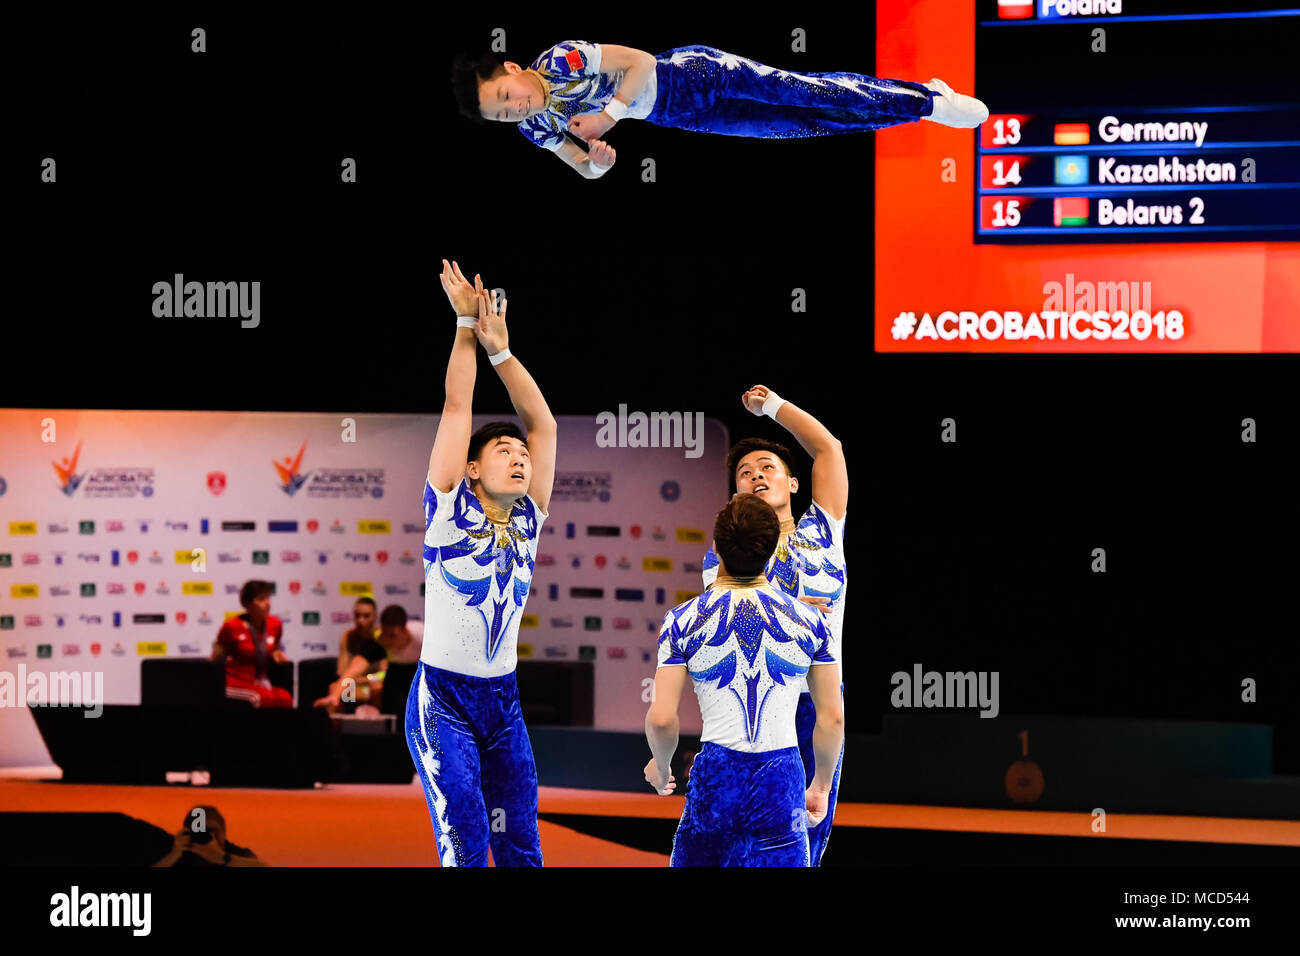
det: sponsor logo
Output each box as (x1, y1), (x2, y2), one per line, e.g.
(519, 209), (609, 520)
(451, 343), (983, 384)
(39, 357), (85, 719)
(551, 472), (613, 504)
(109, 642), (126, 656)
(79, 521), (95, 535)
(252, 551), (269, 565)
(311, 581), (327, 596)
(617, 556), (631, 570)
(133, 582), (147, 595)
(331, 611), (352, 624)
(375, 551), (388, 565)
(0, 616), (13, 630)
(330, 520), (345, 534)
(359, 521), (390, 534)
(383, 584), (410, 595)
(164, 520), (189, 532)
(520, 615), (539, 629)
(268, 521), (298, 533)
(614, 589), (645, 602)
(302, 641), (327, 653)
(343, 552), (370, 563)
(606, 647), (627, 659)
(629, 525), (642, 539)
(178, 642), (201, 654)
(275, 441), (312, 496)
(48, 522), (69, 534)
(106, 583), (126, 595)
(536, 554), (556, 566)
(221, 521), (255, 532)
(50, 585), (70, 597)
(77, 553), (100, 563)
(401, 523), (422, 535)
(584, 616), (602, 632)
(399, 551), (416, 566)
(90, 643), (102, 656)
(306, 519), (320, 533)
(6, 647), (26, 658)
(307, 469), (386, 499)
(106, 520), (125, 533)
(641, 649), (653, 663)
(175, 612), (187, 625)
(217, 551), (241, 563)
(550, 617), (574, 628)
(207, 471), (227, 495)
(652, 526), (666, 540)
(339, 582), (372, 596)
(154, 581), (170, 595)
(134, 615), (166, 625)
(280, 551), (302, 563)
(517, 643), (534, 658)
(24, 615), (42, 627)
(0, 554), (13, 567)
(288, 581), (301, 595)
(569, 587), (604, 599)
(613, 618), (631, 630)
(198, 611), (213, 626)
(137, 641), (167, 654)
(544, 646), (570, 658)
(137, 520), (150, 533)
(594, 555), (606, 569)
(301, 611), (320, 625)
(676, 528), (705, 543)
(147, 550), (163, 564)
(37, 644), (54, 658)
(79, 583), (95, 597)
(586, 525), (620, 537)
(314, 551), (329, 565)
(127, 551), (139, 564)
(578, 645), (597, 662)
(11, 583), (39, 599)
(660, 481), (681, 502)
(181, 582), (212, 596)
(570, 556), (581, 569)
(642, 557), (672, 572)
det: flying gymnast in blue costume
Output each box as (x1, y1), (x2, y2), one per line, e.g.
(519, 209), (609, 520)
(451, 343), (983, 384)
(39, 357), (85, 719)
(451, 40), (988, 178)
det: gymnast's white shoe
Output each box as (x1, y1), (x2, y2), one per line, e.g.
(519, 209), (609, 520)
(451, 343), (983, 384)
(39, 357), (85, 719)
(922, 77), (989, 128)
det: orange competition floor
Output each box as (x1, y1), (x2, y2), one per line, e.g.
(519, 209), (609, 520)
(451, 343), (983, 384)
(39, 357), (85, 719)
(2, 772), (1297, 866)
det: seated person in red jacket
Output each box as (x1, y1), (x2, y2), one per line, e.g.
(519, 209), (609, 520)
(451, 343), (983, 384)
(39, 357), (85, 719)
(211, 579), (293, 708)
(314, 596), (388, 713)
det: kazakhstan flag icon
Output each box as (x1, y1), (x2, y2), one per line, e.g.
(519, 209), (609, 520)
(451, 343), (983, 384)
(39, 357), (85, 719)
(1054, 155), (1089, 186)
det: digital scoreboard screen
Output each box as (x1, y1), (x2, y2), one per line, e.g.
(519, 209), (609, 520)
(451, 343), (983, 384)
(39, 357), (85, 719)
(875, 0), (1300, 351)
(975, 2), (1300, 242)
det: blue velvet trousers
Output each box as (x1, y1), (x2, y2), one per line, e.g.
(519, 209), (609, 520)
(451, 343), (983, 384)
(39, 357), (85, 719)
(670, 742), (809, 867)
(644, 45), (935, 138)
(405, 662), (542, 867)
(795, 687), (846, 866)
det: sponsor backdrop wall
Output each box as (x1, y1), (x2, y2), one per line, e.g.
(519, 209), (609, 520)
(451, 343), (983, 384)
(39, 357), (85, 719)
(0, 409), (727, 767)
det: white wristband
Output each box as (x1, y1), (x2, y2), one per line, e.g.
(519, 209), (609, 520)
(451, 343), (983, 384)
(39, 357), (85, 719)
(761, 391), (787, 420)
(603, 98), (629, 122)
(489, 348), (513, 367)
(456, 315), (477, 328)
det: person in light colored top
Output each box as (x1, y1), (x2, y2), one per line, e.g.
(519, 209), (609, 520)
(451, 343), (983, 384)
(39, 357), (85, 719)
(645, 494), (843, 866)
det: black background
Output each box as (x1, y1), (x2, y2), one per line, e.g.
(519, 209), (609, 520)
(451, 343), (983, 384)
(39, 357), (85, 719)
(7, 7), (1298, 767)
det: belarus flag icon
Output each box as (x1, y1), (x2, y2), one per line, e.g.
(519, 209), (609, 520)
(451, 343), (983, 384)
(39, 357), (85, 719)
(998, 0), (1034, 17)
(1054, 197), (1089, 227)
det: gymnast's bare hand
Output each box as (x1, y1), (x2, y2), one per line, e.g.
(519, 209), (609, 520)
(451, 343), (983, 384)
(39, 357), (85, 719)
(585, 139), (616, 172)
(742, 385), (770, 416)
(806, 784), (831, 827)
(440, 260), (481, 318)
(474, 285), (509, 357)
(644, 757), (675, 795)
(799, 595), (832, 616)
(570, 111), (615, 142)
